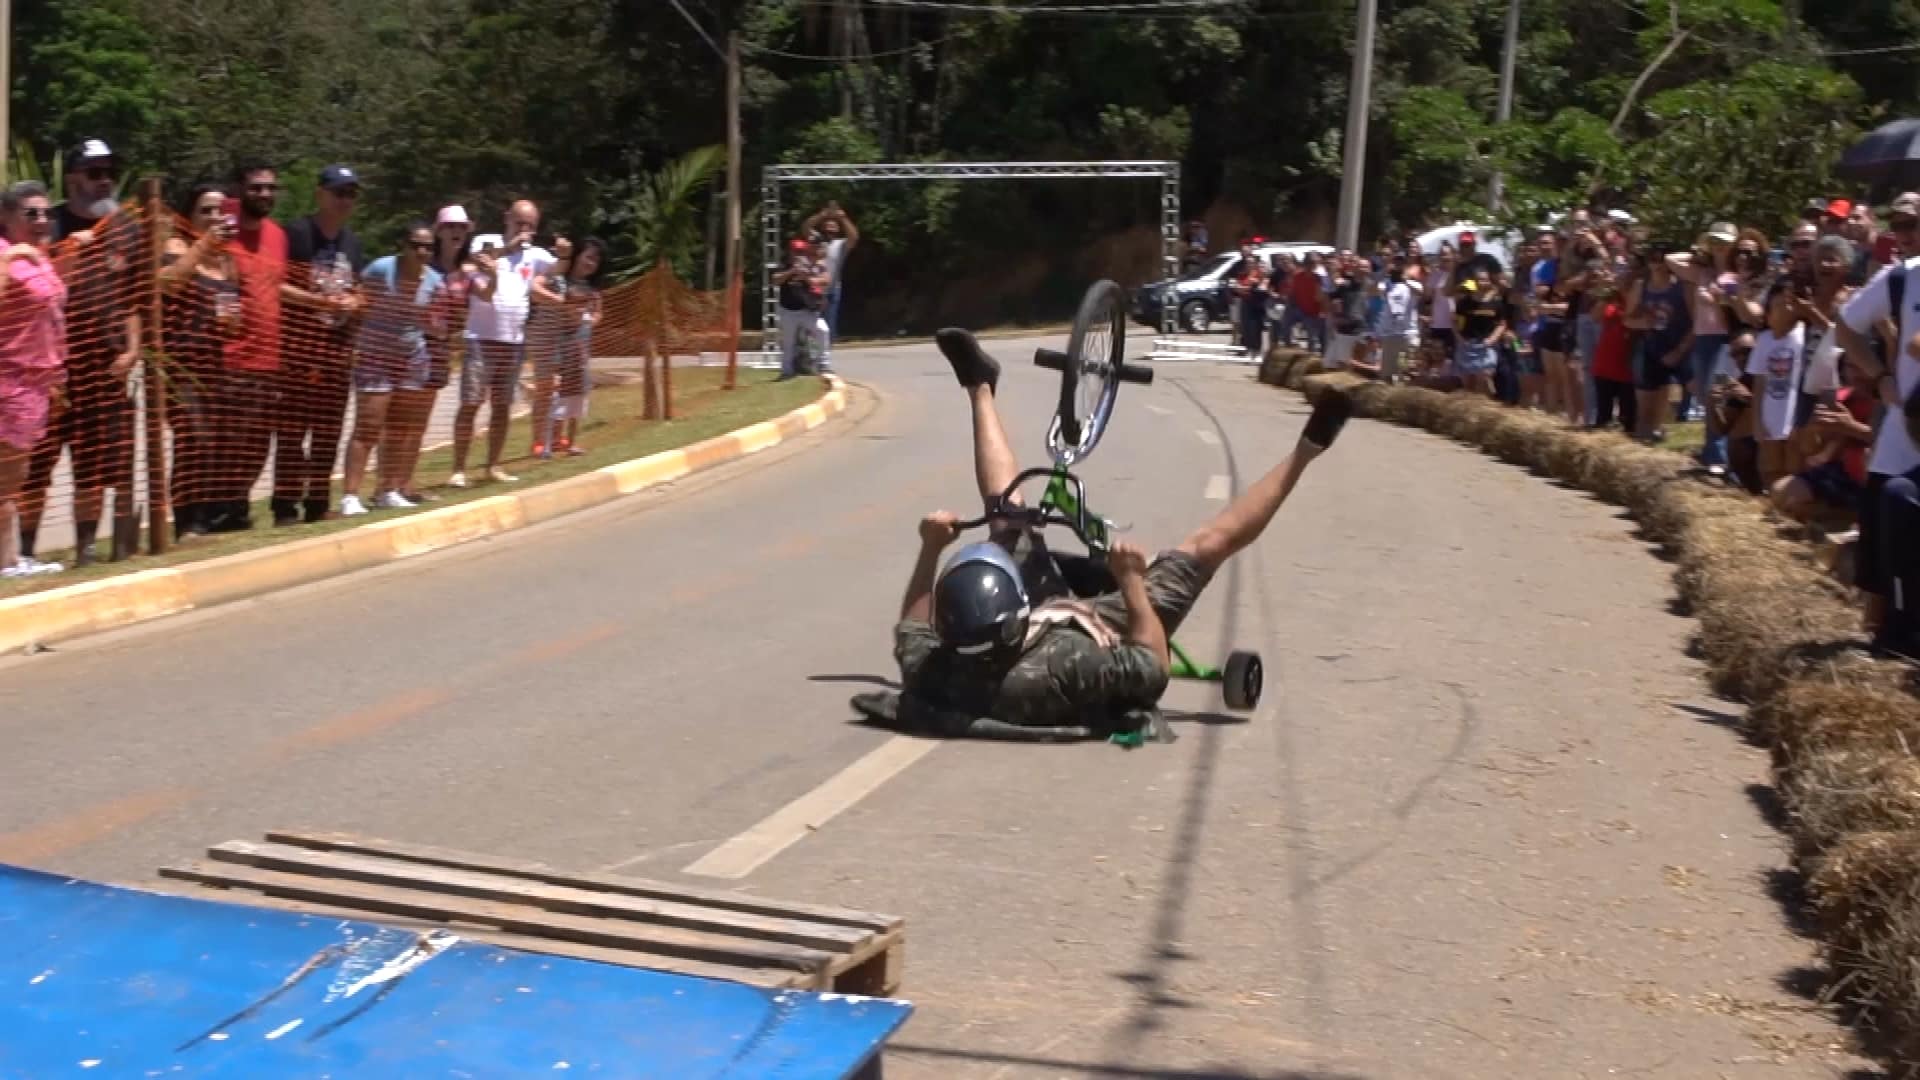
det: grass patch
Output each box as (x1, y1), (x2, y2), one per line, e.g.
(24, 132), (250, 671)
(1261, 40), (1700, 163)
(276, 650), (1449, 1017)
(1660, 420), (1704, 456)
(2, 366), (825, 599)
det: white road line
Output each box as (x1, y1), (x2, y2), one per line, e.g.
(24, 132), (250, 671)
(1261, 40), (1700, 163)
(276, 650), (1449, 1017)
(1205, 474), (1231, 501)
(1145, 404), (1173, 415)
(682, 737), (939, 879)
(1196, 429), (1220, 446)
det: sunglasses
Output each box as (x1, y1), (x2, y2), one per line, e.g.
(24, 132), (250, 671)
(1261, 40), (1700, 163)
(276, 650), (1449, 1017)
(1894, 219), (1920, 233)
(247, 183), (279, 194)
(83, 168), (117, 182)
(328, 188), (361, 200)
(409, 241), (434, 252)
(19, 208), (51, 222)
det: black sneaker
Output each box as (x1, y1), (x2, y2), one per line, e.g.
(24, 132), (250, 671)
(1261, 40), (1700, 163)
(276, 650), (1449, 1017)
(1302, 391), (1352, 450)
(935, 328), (1001, 392)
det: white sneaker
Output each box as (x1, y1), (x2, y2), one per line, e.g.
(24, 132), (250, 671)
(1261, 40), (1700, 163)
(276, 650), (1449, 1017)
(341, 494), (368, 516)
(487, 467), (518, 484)
(376, 490), (417, 510)
(23, 557), (63, 575)
(448, 472), (469, 489)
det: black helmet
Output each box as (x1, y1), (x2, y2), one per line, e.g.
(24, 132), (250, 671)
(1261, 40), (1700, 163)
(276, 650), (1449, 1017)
(933, 542), (1031, 655)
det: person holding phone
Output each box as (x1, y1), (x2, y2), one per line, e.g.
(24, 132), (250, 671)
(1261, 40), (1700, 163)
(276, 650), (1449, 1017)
(156, 181), (244, 539)
(451, 200), (559, 486)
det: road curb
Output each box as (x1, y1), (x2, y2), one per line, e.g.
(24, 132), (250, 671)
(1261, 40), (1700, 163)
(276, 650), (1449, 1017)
(0, 375), (850, 655)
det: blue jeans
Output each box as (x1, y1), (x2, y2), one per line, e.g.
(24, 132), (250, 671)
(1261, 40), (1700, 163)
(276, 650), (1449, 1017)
(1278, 309), (1325, 353)
(1575, 315), (1600, 425)
(825, 284), (844, 340)
(1690, 334), (1730, 464)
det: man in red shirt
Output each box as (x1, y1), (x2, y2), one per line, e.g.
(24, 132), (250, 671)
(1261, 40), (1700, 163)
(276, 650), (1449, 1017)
(1280, 253), (1327, 354)
(206, 161), (289, 531)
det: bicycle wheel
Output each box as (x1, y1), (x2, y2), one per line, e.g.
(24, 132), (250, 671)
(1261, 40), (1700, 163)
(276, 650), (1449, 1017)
(1047, 279), (1126, 464)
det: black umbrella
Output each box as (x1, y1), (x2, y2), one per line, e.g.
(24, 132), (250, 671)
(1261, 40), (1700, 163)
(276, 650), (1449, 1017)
(1837, 117), (1920, 198)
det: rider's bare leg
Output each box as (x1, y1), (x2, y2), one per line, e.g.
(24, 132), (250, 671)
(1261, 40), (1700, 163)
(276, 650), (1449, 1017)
(1175, 404), (1341, 574)
(968, 383), (1025, 507)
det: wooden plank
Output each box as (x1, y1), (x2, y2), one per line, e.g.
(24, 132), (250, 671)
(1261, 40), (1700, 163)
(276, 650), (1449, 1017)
(207, 841), (873, 956)
(157, 861), (836, 978)
(144, 881), (809, 988)
(264, 829), (902, 933)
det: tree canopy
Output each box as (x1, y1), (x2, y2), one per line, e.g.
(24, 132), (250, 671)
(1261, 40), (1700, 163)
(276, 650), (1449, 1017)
(10, 0), (1911, 332)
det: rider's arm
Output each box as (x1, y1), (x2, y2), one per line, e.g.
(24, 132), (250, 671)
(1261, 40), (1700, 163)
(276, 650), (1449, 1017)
(900, 512), (959, 623)
(1118, 571), (1169, 674)
(900, 540), (943, 623)
(1108, 544), (1168, 674)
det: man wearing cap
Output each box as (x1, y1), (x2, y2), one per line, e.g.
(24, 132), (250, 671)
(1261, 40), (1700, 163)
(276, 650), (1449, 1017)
(16, 139), (147, 566)
(274, 164), (368, 525)
(1822, 199), (1853, 239)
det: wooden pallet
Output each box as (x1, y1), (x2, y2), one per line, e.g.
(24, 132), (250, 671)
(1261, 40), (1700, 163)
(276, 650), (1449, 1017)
(156, 830), (905, 996)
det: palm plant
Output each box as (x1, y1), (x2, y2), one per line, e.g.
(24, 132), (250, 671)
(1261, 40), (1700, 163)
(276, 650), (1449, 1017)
(618, 144), (726, 282)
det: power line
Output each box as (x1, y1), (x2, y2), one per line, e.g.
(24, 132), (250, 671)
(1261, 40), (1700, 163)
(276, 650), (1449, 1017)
(667, 0), (727, 60)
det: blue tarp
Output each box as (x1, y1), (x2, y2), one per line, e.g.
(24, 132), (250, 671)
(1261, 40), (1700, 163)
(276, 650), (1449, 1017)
(0, 863), (911, 1078)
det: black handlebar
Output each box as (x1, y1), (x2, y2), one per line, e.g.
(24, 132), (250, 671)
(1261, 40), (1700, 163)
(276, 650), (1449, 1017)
(952, 466), (1107, 553)
(1034, 347), (1155, 386)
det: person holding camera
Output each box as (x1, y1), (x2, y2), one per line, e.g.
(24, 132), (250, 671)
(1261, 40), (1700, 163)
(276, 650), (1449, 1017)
(451, 200), (560, 487)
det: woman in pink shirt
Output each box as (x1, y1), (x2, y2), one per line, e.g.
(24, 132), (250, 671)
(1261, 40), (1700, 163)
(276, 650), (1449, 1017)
(0, 182), (69, 577)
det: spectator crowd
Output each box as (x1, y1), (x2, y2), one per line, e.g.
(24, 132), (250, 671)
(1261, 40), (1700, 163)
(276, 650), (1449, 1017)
(0, 138), (862, 584)
(1220, 193), (1920, 657)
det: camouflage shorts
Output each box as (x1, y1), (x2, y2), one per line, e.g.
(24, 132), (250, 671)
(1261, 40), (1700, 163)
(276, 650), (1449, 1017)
(1087, 549), (1213, 638)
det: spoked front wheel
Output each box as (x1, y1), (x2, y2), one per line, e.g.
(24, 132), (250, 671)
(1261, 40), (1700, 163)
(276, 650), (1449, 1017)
(1035, 279), (1151, 465)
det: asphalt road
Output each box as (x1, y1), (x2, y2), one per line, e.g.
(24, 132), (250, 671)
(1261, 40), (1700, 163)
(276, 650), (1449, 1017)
(0, 335), (1866, 1078)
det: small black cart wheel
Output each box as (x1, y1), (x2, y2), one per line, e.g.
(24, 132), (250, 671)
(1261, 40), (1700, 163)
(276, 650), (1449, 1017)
(1222, 650), (1263, 710)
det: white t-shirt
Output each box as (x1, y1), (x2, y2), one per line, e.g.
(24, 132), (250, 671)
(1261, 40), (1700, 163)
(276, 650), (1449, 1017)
(466, 238), (556, 344)
(822, 237), (850, 287)
(1745, 324), (1807, 442)
(1840, 259), (1920, 476)
(1382, 280), (1421, 342)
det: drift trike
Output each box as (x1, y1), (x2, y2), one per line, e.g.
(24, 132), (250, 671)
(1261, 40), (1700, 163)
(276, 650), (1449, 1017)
(853, 279), (1265, 735)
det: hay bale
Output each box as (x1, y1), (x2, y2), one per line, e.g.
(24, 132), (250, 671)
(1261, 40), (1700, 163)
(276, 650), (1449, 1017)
(1761, 677), (1920, 760)
(1581, 440), (1691, 513)
(1809, 829), (1920, 954)
(1482, 410), (1563, 468)
(1787, 750), (1920, 853)
(1804, 830), (1920, 1063)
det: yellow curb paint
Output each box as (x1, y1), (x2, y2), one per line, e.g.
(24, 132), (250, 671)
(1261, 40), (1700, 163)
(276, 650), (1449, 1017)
(600, 449), (691, 495)
(732, 420), (784, 456)
(515, 472), (623, 524)
(0, 568), (193, 655)
(363, 496), (528, 560)
(1, 381), (849, 652)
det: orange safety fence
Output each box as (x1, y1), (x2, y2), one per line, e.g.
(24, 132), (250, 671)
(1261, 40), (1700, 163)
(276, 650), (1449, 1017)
(0, 180), (739, 572)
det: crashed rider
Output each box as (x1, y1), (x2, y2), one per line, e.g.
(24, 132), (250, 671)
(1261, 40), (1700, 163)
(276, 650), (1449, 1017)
(875, 329), (1348, 740)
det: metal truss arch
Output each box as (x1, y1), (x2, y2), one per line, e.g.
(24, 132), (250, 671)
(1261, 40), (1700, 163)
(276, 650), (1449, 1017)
(759, 160), (1183, 364)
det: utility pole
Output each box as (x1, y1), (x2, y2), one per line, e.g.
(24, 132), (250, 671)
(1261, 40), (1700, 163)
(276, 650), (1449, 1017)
(1334, 0), (1377, 251)
(724, 29), (743, 390)
(1490, 0), (1520, 212)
